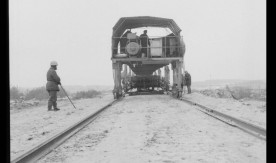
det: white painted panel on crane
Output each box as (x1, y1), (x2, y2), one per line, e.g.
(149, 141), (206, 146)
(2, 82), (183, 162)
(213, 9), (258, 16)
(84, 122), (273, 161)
(150, 38), (162, 57)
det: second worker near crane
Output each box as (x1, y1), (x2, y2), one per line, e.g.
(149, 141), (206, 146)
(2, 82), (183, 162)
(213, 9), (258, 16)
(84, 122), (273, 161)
(139, 30), (151, 58)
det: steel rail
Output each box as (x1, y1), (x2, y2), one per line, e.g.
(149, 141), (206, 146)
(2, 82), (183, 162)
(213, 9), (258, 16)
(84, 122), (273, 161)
(11, 98), (124, 163)
(178, 97), (266, 140)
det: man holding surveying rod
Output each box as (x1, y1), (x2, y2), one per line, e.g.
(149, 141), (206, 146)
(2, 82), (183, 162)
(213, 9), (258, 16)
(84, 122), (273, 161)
(46, 61), (61, 111)
(46, 61), (77, 111)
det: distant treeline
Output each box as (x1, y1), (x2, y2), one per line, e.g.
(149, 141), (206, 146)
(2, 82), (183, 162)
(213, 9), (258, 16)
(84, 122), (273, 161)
(10, 86), (101, 101)
(193, 79), (266, 90)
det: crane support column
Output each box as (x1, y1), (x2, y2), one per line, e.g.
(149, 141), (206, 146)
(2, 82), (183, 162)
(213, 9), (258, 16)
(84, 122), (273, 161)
(171, 61), (183, 98)
(182, 60), (186, 95)
(176, 61), (183, 98)
(171, 62), (176, 86)
(112, 62), (122, 99)
(164, 66), (170, 91)
(171, 62), (178, 97)
(122, 64), (128, 93)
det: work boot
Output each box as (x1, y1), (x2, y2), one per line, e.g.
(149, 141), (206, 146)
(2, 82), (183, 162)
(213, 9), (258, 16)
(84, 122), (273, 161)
(53, 108), (60, 111)
(53, 101), (59, 110)
(52, 102), (60, 111)
(48, 102), (53, 111)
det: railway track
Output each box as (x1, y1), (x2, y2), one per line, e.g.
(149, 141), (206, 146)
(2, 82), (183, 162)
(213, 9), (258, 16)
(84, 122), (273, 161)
(11, 93), (265, 162)
(11, 97), (124, 163)
(177, 96), (266, 140)
(165, 91), (266, 140)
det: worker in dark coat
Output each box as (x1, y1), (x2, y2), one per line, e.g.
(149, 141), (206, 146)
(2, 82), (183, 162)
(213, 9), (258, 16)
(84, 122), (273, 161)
(139, 30), (150, 57)
(46, 61), (61, 111)
(120, 29), (132, 53)
(184, 71), (192, 94)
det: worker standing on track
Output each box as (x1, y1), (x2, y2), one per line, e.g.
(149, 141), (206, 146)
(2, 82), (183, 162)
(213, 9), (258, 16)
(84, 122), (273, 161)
(46, 61), (61, 111)
(184, 71), (192, 94)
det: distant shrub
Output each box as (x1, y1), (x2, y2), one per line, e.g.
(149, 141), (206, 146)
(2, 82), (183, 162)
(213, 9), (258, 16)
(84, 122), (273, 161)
(25, 86), (67, 100)
(25, 87), (48, 100)
(231, 86), (252, 100)
(250, 89), (266, 101)
(73, 90), (101, 100)
(10, 86), (24, 100)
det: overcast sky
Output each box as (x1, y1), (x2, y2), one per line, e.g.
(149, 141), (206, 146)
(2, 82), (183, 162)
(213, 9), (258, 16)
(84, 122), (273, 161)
(9, 0), (266, 88)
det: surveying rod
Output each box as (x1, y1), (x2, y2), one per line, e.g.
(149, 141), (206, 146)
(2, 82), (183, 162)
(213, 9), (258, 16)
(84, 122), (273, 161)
(60, 84), (77, 109)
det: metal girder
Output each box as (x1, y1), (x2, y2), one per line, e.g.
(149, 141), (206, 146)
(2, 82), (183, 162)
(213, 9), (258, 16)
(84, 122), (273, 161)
(128, 64), (166, 76)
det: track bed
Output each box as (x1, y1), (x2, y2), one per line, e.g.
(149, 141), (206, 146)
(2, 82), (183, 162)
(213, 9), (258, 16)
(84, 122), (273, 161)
(37, 95), (266, 163)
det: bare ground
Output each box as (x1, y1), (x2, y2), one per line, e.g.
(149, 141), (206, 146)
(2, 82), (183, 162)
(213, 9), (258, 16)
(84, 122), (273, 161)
(37, 95), (266, 163)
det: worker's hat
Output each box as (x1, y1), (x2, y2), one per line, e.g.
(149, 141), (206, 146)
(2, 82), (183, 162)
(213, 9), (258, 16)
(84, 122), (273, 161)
(50, 61), (58, 66)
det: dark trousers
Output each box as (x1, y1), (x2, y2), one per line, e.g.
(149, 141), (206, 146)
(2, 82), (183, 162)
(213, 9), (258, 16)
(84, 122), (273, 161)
(187, 85), (191, 94)
(48, 91), (57, 110)
(141, 46), (148, 57)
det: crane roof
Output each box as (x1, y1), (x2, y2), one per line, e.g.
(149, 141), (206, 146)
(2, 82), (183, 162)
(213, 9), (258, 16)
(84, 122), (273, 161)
(112, 16), (182, 37)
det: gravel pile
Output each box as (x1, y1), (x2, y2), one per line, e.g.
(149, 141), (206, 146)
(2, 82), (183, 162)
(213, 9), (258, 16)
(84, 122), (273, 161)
(196, 88), (266, 101)
(10, 99), (40, 109)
